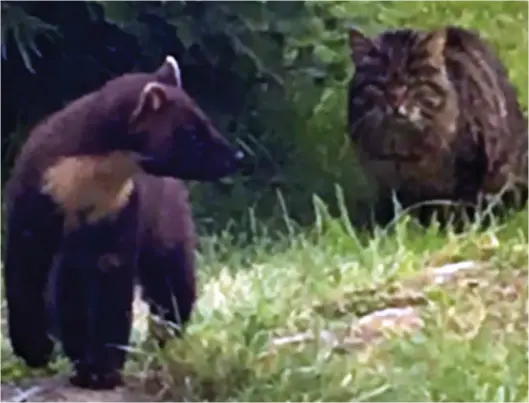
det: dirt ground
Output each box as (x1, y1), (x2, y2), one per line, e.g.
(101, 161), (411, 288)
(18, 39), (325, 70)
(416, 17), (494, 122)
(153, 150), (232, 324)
(1, 375), (155, 402)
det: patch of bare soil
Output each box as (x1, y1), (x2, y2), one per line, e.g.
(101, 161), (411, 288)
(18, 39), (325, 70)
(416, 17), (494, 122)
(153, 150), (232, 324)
(1, 375), (154, 402)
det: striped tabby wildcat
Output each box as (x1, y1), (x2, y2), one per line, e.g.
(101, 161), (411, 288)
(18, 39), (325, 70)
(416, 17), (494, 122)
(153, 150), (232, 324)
(347, 25), (528, 227)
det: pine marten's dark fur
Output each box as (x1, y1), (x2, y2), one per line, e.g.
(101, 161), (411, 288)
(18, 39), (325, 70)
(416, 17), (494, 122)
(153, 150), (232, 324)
(3, 55), (243, 390)
(135, 174), (198, 344)
(52, 174), (199, 389)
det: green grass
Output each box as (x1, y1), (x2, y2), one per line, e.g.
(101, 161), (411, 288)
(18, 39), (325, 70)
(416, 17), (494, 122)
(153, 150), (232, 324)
(138, 207), (528, 402)
(1, 1), (528, 401)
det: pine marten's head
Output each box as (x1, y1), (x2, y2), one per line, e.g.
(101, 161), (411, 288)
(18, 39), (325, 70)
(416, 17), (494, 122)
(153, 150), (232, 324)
(95, 56), (244, 182)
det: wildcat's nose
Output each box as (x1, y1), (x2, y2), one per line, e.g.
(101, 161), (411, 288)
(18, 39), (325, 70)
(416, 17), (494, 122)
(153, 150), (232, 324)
(386, 86), (406, 108)
(396, 104), (408, 116)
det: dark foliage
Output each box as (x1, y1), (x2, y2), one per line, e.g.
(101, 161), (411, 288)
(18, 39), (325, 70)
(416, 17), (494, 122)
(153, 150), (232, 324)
(1, 1), (360, 231)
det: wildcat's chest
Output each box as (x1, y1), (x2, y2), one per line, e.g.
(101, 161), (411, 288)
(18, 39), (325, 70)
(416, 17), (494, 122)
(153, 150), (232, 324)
(366, 148), (457, 197)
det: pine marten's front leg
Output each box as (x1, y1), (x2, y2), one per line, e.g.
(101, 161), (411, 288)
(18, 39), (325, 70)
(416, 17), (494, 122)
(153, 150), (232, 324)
(54, 189), (140, 390)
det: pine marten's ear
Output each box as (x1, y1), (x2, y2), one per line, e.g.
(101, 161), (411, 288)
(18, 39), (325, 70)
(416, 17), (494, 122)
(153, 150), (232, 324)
(130, 82), (170, 124)
(154, 55), (182, 88)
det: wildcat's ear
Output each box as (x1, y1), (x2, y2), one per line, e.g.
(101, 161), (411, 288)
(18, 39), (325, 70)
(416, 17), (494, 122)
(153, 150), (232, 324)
(421, 28), (446, 68)
(130, 82), (170, 124)
(348, 27), (376, 65)
(154, 55), (182, 88)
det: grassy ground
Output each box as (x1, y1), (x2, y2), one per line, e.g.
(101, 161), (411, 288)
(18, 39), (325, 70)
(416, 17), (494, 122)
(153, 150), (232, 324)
(6, 207), (527, 402)
(1, 1), (528, 402)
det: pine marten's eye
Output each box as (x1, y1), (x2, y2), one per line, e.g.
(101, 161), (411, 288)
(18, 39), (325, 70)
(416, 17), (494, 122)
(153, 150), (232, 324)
(181, 124), (207, 152)
(182, 123), (195, 133)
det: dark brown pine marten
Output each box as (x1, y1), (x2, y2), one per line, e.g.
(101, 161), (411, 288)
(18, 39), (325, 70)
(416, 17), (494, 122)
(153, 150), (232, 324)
(3, 55), (243, 389)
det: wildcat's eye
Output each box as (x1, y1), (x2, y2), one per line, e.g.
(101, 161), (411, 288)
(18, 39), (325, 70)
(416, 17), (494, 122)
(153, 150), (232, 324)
(412, 82), (444, 109)
(362, 82), (385, 100)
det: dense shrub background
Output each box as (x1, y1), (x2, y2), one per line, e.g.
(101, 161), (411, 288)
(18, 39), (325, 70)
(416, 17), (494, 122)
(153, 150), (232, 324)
(2, 1), (527, 238)
(1, 1), (369, 234)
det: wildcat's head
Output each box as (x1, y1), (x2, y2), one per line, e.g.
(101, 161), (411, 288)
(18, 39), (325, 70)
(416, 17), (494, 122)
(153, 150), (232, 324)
(348, 27), (458, 142)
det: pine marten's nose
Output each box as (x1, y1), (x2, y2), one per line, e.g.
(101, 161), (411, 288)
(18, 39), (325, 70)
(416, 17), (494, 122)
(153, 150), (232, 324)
(234, 150), (245, 162)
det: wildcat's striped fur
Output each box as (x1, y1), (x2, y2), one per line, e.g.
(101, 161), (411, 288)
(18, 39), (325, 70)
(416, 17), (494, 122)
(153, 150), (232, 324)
(347, 25), (527, 225)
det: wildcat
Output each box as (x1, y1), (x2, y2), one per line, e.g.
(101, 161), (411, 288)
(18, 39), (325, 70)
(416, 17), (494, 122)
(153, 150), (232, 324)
(346, 25), (527, 227)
